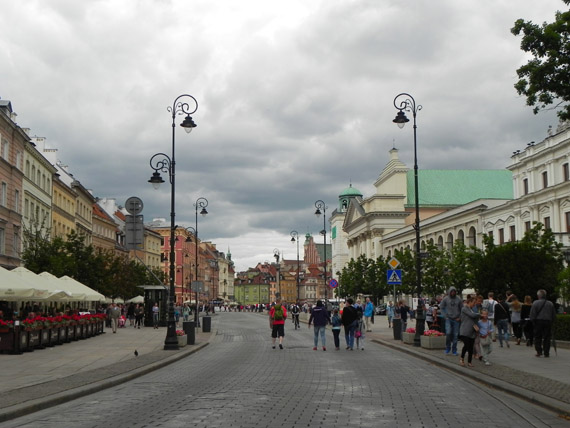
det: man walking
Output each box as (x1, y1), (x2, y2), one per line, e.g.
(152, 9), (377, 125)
(270, 298), (287, 349)
(308, 300), (330, 351)
(482, 292), (497, 341)
(363, 297), (374, 332)
(440, 286), (463, 356)
(530, 289), (556, 358)
(341, 298), (359, 350)
(109, 302), (121, 334)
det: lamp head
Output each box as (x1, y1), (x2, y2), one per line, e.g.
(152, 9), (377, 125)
(200, 207), (208, 216)
(393, 110), (409, 129)
(314, 208), (322, 217)
(148, 172), (165, 189)
(181, 115), (197, 133)
(291, 236), (296, 243)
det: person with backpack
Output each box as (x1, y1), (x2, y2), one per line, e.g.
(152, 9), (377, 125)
(270, 298), (287, 349)
(482, 292), (497, 341)
(331, 308), (342, 350)
(530, 289), (556, 358)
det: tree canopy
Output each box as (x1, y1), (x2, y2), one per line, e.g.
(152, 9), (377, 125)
(511, 0), (570, 121)
(22, 228), (164, 300)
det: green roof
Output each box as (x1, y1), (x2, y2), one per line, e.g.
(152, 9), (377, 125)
(339, 184), (362, 197)
(406, 170), (513, 207)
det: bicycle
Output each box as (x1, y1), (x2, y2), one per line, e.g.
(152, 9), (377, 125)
(292, 313), (300, 330)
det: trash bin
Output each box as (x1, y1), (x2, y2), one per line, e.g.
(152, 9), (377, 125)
(392, 318), (402, 340)
(202, 316), (211, 333)
(183, 321), (195, 345)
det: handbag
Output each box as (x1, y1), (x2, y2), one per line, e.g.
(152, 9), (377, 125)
(480, 335), (492, 346)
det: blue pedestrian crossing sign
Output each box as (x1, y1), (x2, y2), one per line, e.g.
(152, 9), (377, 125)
(387, 269), (402, 285)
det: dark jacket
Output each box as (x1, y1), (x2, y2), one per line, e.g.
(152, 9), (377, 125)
(459, 306), (480, 338)
(309, 305), (330, 327)
(529, 298), (556, 322)
(494, 301), (511, 323)
(341, 305), (358, 327)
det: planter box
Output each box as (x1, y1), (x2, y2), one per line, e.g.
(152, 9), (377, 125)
(0, 330), (15, 352)
(28, 330), (40, 349)
(402, 332), (416, 344)
(19, 329), (30, 351)
(68, 325), (76, 341)
(59, 326), (67, 343)
(77, 324), (85, 339)
(177, 335), (187, 347)
(49, 328), (59, 345)
(421, 334), (446, 349)
(40, 328), (50, 347)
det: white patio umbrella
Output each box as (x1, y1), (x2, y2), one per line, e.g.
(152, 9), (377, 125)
(0, 266), (51, 301)
(58, 275), (105, 302)
(11, 267), (72, 301)
(126, 295), (144, 304)
(39, 272), (86, 301)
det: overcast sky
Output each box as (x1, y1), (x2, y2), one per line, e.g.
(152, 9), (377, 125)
(1, 0), (565, 272)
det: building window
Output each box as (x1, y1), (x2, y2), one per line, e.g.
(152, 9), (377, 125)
(488, 230), (493, 242)
(510, 225), (515, 242)
(14, 190), (20, 213)
(523, 178), (529, 195)
(0, 182), (6, 207)
(566, 212), (570, 233)
(499, 228), (505, 244)
(542, 171), (548, 188)
(563, 163), (570, 182)
(1, 139), (9, 160)
(544, 216), (551, 230)
(0, 228), (5, 255)
(525, 221), (531, 233)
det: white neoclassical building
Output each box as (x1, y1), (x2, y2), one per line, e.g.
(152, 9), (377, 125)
(331, 120), (570, 273)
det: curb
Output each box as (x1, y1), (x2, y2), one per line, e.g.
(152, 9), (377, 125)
(372, 338), (570, 417)
(0, 343), (208, 423)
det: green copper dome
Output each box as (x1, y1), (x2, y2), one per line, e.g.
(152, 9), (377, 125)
(339, 184), (362, 197)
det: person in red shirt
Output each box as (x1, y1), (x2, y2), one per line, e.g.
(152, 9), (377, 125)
(270, 298), (287, 349)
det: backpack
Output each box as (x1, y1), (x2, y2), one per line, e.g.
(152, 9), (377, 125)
(273, 304), (284, 321)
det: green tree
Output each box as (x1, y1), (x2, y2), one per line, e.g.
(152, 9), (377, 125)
(393, 248), (416, 296)
(471, 223), (563, 300)
(511, 0), (570, 121)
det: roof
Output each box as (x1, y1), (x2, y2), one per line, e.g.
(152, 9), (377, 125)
(339, 184), (362, 197)
(407, 170), (513, 207)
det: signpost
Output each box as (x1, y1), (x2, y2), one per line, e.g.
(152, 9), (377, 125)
(387, 258), (402, 301)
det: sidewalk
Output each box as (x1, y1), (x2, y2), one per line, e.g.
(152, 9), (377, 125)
(0, 319), (213, 423)
(362, 317), (570, 417)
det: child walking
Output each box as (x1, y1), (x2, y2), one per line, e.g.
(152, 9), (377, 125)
(331, 308), (342, 350)
(477, 309), (494, 366)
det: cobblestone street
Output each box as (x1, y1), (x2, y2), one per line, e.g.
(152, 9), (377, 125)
(3, 312), (568, 428)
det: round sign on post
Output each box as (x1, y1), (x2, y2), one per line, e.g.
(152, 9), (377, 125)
(329, 279), (338, 288)
(125, 196), (144, 215)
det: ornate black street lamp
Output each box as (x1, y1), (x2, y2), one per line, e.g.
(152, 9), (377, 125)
(273, 249), (280, 300)
(314, 200), (328, 302)
(148, 94), (197, 350)
(290, 230), (301, 301)
(393, 92), (424, 346)
(194, 197), (208, 326)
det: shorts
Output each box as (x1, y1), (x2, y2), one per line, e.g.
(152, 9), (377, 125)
(272, 324), (285, 338)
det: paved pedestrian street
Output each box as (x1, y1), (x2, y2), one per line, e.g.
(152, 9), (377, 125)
(2, 312), (568, 428)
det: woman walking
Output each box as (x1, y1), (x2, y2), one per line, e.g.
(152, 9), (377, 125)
(459, 296), (480, 367)
(521, 295), (534, 346)
(510, 296), (523, 345)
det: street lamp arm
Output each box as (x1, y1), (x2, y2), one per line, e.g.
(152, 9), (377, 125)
(169, 94), (199, 119)
(393, 93), (422, 116)
(149, 153), (173, 184)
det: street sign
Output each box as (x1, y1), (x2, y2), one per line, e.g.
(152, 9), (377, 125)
(388, 257), (400, 269)
(387, 269), (402, 285)
(329, 279), (338, 288)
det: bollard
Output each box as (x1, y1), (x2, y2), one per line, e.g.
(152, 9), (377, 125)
(392, 318), (402, 340)
(202, 316), (211, 333)
(183, 321), (195, 345)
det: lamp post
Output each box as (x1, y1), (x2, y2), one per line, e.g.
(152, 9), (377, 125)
(194, 197), (208, 325)
(392, 92), (424, 346)
(314, 200), (328, 302)
(181, 226), (198, 325)
(273, 249), (280, 300)
(148, 94), (197, 350)
(290, 230), (300, 302)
